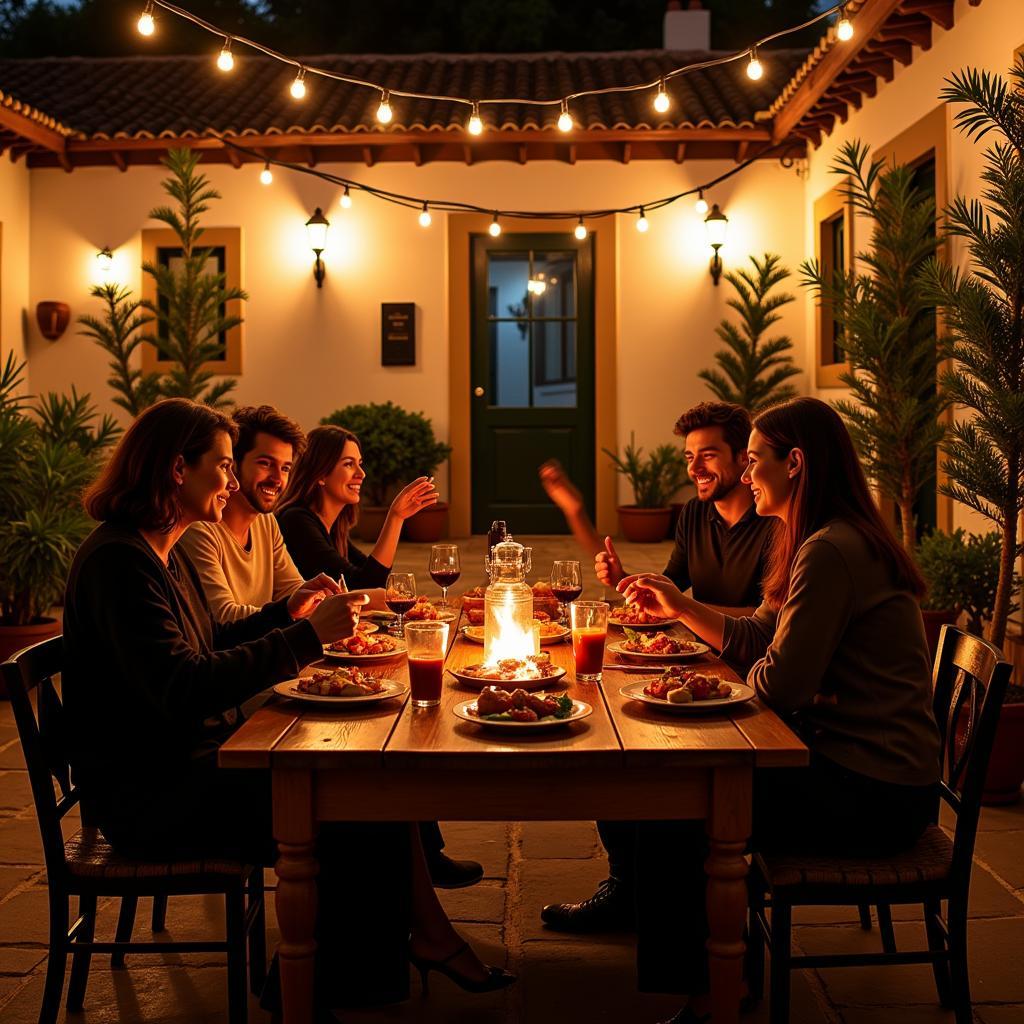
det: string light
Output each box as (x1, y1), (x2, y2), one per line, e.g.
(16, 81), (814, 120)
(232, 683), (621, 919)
(836, 6), (854, 41)
(259, 162), (273, 185)
(746, 47), (763, 81)
(216, 37), (234, 72)
(290, 67), (307, 100)
(489, 214), (502, 237)
(636, 209), (649, 233)
(468, 102), (483, 136)
(136, 2), (155, 36)
(695, 190), (709, 215)
(377, 91), (393, 124)
(339, 185), (352, 209)
(653, 80), (670, 114)
(418, 203), (432, 227)
(557, 101), (573, 133)
(574, 217), (588, 241)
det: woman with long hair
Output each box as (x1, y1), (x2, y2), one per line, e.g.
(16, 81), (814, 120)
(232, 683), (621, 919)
(277, 424), (437, 588)
(618, 398), (941, 1024)
(62, 398), (512, 1014)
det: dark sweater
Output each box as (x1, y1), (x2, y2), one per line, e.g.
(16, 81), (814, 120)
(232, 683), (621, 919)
(62, 523), (322, 827)
(277, 505), (390, 589)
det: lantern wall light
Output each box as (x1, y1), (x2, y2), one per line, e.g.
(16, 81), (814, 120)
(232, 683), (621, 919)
(305, 207), (329, 288)
(704, 205), (728, 286)
(95, 247), (115, 281)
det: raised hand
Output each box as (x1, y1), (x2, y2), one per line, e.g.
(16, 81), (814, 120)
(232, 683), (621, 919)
(594, 535), (625, 587)
(389, 477), (440, 521)
(308, 591), (370, 643)
(287, 572), (344, 620)
(617, 573), (685, 619)
(539, 459), (584, 516)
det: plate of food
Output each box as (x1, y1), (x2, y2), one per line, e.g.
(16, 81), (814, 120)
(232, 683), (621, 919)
(461, 621), (571, 645)
(608, 629), (709, 661)
(322, 633), (407, 661)
(403, 595), (459, 623)
(453, 687), (592, 730)
(274, 666), (406, 705)
(608, 603), (679, 630)
(448, 652), (567, 691)
(619, 667), (754, 712)
(354, 620), (379, 636)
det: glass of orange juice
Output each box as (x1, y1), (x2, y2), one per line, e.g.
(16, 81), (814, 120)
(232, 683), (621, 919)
(570, 600), (609, 683)
(405, 621), (449, 707)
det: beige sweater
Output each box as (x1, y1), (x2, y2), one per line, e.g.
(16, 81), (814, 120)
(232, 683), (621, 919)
(179, 516), (304, 623)
(722, 519), (941, 787)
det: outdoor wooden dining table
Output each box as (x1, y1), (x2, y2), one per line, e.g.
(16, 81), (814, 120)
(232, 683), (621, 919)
(220, 611), (808, 1024)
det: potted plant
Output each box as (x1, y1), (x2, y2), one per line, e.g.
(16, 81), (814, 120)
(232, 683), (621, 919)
(322, 402), (452, 542)
(0, 355), (119, 691)
(603, 434), (687, 543)
(922, 60), (1024, 803)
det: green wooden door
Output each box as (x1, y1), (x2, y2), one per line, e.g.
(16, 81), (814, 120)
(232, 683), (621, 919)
(470, 233), (595, 534)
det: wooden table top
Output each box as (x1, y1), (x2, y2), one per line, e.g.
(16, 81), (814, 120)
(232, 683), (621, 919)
(220, 611), (807, 771)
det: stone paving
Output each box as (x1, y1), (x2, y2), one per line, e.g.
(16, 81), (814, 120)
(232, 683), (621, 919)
(0, 535), (1022, 1022)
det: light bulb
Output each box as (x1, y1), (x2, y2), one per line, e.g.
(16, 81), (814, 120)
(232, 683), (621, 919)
(746, 50), (763, 81)
(290, 69), (306, 100)
(217, 39), (234, 72)
(636, 210), (649, 233)
(574, 218), (588, 241)
(96, 248), (114, 279)
(653, 82), (670, 114)
(259, 164), (273, 185)
(695, 192), (709, 216)
(557, 103), (573, 133)
(489, 215), (502, 238)
(468, 103), (483, 136)
(377, 92), (393, 124)
(836, 13), (854, 41)
(137, 5), (155, 36)
(340, 186), (352, 209)
(418, 204), (432, 228)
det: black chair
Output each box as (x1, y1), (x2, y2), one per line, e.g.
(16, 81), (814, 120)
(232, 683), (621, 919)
(3, 637), (267, 1024)
(747, 624), (1013, 1024)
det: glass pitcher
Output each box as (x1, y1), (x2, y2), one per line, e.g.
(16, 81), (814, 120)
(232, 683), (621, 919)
(483, 536), (536, 663)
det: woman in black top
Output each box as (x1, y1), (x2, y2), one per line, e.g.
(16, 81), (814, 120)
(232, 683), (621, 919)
(277, 424), (437, 588)
(62, 399), (512, 1011)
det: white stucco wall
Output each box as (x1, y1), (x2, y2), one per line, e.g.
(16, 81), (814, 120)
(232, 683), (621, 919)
(24, 156), (808, 509)
(0, 155), (30, 374)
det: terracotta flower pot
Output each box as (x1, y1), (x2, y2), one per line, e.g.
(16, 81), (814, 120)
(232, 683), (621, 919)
(921, 608), (959, 663)
(352, 505), (388, 543)
(979, 703), (1024, 805)
(0, 618), (61, 698)
(617, 506), (672, 544)
(403, 502), (450, 543)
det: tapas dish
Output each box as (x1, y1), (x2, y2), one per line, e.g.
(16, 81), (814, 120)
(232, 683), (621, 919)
(619, 666), (754, 713)
(607, 629), (709, 661)
(453, 688), (592, 730)
(322, 633), (406, 661)
(461, 621), (570, 645)
(273, 666), (406, 705)
(448, 652), (566, 691)
(608, 603), (678, 629)
(403, 595), (458, 623)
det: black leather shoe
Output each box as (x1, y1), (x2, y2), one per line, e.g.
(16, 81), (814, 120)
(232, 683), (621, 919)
(540, 877), (635, 932)
(428, 853), (484, 889)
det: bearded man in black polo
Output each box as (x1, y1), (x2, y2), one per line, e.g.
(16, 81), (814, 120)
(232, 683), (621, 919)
(539, 401), (774, 932)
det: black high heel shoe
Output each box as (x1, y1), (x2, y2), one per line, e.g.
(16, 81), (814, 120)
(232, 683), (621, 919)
(409, 941), (516, 995)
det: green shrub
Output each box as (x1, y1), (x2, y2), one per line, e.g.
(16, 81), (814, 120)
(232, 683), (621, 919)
(603, 434), (687, 509)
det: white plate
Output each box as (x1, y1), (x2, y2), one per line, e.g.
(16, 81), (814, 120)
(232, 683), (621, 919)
(453, 697), (592, 730)
(322, 639), (407, 661)
(618, 680), (755, 713)
(607, 639), (709, 661)
(354, 621), (379, 635)
(447, 664), (567, 691)
(273, 678), (407, 706)
(607, 613), (680, 631)
(460, 624), (571, 646)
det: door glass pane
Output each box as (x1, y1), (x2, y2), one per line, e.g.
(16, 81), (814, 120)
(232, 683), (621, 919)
(490, 320), (531, 407)
(533, 322), (576, 408)
(531, 252), (575, 317)
(487, 253), (530, 320)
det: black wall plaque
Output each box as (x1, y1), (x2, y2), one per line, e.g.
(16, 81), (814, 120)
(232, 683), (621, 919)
(381, 303), (416, 366)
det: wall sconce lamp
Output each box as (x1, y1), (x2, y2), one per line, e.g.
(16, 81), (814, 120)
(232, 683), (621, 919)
(95, 246), (115, 281)
(305, 207), (329, 288)
(704, 204), (728, 286)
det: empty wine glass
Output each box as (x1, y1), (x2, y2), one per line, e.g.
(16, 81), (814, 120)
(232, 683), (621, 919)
(385, 572), (417, 637)
(550, 560), (583, 627)
(429, 544), (461, 609)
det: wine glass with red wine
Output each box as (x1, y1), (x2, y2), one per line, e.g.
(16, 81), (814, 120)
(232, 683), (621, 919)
(429, 544), (461, 609)
(385, 573), (417, 637)
(550, 560), (583, 627)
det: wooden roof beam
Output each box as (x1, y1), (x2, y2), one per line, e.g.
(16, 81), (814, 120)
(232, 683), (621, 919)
(898, 1), (954, 29)
(867, 39), (914, 65)
(621, 142), (631, 164)
(675, 142), (687, 163)
(361, 145), (375, 167)
(851, 54), (895, 81)
(0, 104), (68, 157)
(879, 20), (932, 50)
(735, 140), (750, 163)
(111, 150), (127, 171)
(225, 146), (242, 169)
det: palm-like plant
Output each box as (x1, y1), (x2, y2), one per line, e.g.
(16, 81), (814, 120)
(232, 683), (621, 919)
(142, 148), (245, 408)
(77, 282), (161, 416)
(801, 139), (946, 551)
(920, 60), (1024, 648)
(698, 252), (799, 412)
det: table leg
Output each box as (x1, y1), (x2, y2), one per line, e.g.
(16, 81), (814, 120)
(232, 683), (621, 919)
(706, 765), (752, 1024)
(273, 768), (318, 1024)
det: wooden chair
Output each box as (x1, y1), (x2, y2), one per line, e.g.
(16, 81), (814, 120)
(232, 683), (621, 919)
(747, 625), (1013, 1024)
(3, 637), (267, 1024)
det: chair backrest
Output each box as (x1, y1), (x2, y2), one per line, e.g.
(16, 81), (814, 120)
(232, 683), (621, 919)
(931, 624), (1013, 888)
(1, 636), (76, 880)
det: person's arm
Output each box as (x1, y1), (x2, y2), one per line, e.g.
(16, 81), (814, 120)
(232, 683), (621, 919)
(662, 505), (692, 592)
(367, 477), (439, 569)
(278, 507), (348, 580)
(538, 460), (604, 558)
(177, 525), (259, 623)
(269, 517), (306, 603)
(342, 541), (390, 589)
(618, 574), (726, 649)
